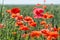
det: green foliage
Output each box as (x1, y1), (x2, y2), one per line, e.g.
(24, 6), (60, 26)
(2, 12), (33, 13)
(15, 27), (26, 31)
(0, 5), (60, 40)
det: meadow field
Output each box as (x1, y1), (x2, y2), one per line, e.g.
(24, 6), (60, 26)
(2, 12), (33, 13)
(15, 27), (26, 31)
(0, 5), (60, 40)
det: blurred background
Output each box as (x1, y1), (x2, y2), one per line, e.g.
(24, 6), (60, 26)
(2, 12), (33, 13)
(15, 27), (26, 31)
(0, 0), (60, 5)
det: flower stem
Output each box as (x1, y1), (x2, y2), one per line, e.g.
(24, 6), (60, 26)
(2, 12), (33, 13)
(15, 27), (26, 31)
(0, 0), (4, 23)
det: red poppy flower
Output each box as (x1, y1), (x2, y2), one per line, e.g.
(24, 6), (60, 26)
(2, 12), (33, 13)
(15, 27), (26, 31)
(19, 26), (30, 31)
(42, 12), (54, 19)
(23, 16), (33, 23)
(30, 31), (41, 38)
(33, 8), (44, 18)
(41, 29), (49, 37)
(11, 8), (20, 14)
(29, 22), (36, 27)
(48, 14), (54, 18)
(15, 15), (23, 21)
(15, 21), (24, 26)
(6, 9), (11, 14)
(40, 21), (46, 25)
(49, 31), (58, 38)
(51, 27), (58, 32)
(10, 14), (17, 18)
(42, 13), (49, 19)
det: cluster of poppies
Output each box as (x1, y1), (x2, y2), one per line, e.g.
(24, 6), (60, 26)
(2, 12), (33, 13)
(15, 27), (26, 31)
(6, 7), (60, 40)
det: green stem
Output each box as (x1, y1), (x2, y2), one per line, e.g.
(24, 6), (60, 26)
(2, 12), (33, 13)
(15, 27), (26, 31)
(0, 0), (4, 23)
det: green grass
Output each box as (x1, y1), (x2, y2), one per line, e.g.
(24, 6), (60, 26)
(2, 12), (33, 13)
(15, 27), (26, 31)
(0, 5), (60, 40)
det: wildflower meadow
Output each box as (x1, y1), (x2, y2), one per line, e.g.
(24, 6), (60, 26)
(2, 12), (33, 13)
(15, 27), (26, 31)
(0, 0), (60, 40)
